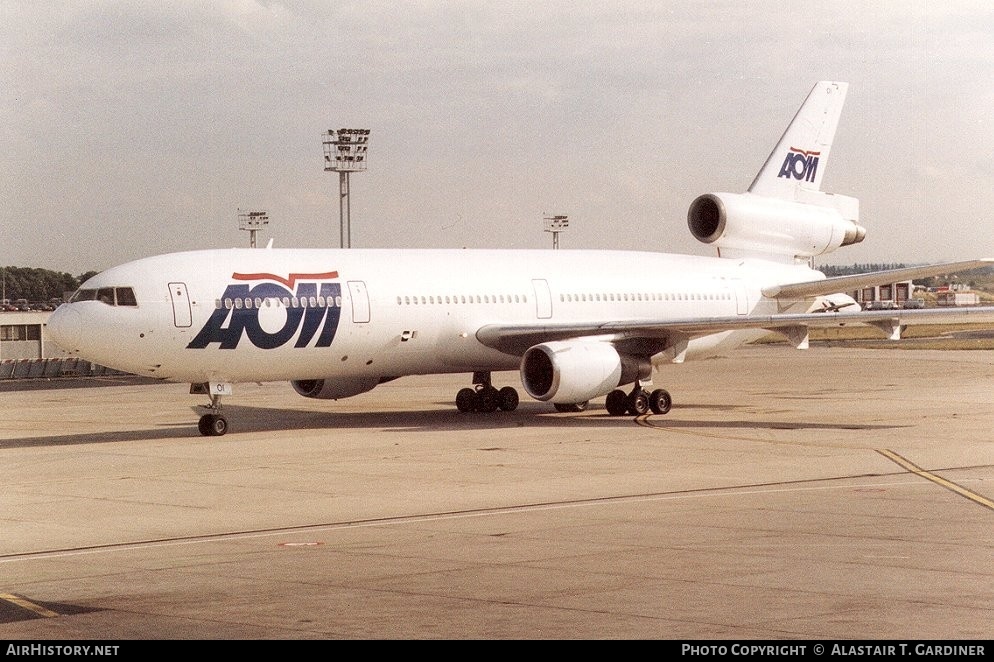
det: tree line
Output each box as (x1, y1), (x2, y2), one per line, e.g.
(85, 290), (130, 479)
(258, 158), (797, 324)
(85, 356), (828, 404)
(1, 267), (100, 303)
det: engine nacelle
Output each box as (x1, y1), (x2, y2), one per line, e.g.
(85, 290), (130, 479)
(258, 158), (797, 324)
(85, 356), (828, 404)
(688, 192), (865, 259)
(520, 340), (643, 404)
(291, 376), (379, 400)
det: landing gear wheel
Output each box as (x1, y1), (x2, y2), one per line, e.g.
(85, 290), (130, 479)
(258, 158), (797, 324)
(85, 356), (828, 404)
(648, 389), (672, 415)
(497, 386), (519, 412)
(554, 401), (589, 413)
(605, 389), (629, 416)
(456, 387), (478, 413)
(628, 390), (649, 415)
(199, 414), (228, 437)
(477, 386), (500, 413)
(210, 415), (228, 436)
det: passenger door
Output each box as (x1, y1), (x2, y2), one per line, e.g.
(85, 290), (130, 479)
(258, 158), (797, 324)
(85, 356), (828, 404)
(168, 282), (193, 328)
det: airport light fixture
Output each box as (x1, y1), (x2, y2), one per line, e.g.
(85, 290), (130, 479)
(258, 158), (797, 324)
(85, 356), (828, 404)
(543, 214), (569, 249)
(238, 210), (269, 248)
(323, 128), (370, 248)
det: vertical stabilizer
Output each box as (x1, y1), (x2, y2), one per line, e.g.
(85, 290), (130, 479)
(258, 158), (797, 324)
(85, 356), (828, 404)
(748, 81), (848, 199)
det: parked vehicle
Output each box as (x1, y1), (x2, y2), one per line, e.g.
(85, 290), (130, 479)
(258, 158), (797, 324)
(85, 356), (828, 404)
(865, 300), (899, 310)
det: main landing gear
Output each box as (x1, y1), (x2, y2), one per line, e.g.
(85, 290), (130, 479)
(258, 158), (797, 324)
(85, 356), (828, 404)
(192, 382), (231, 436)
(456, 371), (519, 413)
(605, 382), (672, 416)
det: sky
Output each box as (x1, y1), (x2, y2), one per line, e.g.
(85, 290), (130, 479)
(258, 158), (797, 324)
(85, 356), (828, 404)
(3, 1), (993, 275)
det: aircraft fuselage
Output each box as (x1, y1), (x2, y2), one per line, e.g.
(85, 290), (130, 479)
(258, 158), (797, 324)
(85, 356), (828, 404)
(48, 247), (814, 386)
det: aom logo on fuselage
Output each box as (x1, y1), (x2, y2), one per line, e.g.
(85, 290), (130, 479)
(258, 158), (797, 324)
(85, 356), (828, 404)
(187, 271), (342, 350)
(778, 147), (820, 183)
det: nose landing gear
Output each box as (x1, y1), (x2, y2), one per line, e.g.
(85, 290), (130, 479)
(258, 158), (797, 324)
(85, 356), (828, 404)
(192, 382), (231, 436)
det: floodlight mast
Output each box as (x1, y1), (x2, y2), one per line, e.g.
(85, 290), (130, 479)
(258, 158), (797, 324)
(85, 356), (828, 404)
(543, 214), (569, 249)
(237, 209), (269, 248)
(322, 128), (370, 248)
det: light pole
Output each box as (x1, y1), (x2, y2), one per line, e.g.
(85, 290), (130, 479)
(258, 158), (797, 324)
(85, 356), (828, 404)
(238, 210), (269, 248)
(543, 214), (569, 249)
(323, 128), (370, 248)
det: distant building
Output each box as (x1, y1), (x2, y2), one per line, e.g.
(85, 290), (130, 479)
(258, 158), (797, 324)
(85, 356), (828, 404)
(0, 310), (65, 360)
(936, 290), (980, 307)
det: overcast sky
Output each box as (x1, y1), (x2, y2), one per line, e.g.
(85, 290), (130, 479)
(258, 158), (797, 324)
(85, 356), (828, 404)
(3, 1), (993, 274)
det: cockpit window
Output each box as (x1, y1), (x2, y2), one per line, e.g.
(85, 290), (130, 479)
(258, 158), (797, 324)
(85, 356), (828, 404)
(97, 287), (115, 304)
(115, 288), (137, 306)
(71, 289), (98, 302)
(69, 287), (138, 307)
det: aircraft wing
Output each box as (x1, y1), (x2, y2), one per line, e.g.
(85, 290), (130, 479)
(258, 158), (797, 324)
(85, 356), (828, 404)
(476, 306), (994, 356)
(763, 259), (994, 299)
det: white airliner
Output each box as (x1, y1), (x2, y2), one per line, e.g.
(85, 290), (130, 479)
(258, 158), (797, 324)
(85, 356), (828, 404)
(47, 81), (994, 435)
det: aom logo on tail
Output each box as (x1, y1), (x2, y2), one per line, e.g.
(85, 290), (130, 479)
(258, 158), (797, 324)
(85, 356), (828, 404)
(187, 271), (342, 350)
(778, 147), (820, 183)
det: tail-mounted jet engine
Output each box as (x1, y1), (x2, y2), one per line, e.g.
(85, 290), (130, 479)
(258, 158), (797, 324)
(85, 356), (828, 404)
(688, 192), (865, 259)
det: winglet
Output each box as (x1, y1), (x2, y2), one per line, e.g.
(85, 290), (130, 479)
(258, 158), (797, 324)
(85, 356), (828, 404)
(748, 81), (848, 199)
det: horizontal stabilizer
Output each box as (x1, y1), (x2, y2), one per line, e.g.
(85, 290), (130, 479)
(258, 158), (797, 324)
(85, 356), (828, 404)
(763, 259), (994, 299)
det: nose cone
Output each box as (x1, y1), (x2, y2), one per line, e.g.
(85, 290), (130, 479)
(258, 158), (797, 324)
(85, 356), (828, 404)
(47, 305), (82, 352)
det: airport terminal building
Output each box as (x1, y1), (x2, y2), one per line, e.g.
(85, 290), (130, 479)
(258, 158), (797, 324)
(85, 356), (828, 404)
(0, 311), (59, 360)
(0, 310), (125, 380)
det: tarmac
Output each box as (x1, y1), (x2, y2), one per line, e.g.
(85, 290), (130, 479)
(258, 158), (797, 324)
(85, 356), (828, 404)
(1, 345), (993, 640)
